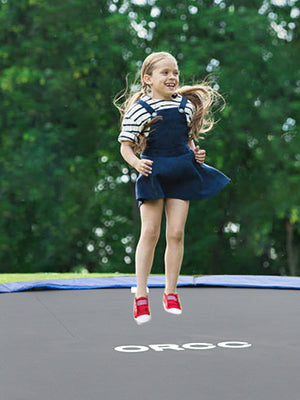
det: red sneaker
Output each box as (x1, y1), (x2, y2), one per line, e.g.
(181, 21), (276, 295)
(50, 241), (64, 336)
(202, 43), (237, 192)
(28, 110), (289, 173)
(134, 296), (151, 325)
(163, 293), (182, 315)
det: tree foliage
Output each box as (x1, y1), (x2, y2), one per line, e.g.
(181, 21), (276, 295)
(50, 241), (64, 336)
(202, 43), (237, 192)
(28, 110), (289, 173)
(0, 0), (299, 275)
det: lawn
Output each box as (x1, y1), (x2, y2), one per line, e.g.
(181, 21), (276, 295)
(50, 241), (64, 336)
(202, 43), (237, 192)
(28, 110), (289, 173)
(0, 273), (135, 283)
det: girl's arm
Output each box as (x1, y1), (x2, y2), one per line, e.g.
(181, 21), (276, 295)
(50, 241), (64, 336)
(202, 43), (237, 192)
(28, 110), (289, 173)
(120, 141), (153, 176)
(188, 139), (206, 164)
(188, 138), (196, 150)
(120, 141), (140, 169)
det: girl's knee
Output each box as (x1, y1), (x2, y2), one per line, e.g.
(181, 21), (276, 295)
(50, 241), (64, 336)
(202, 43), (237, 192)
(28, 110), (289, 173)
(166, 228), (184, 243)
(141, 225), (161, 242)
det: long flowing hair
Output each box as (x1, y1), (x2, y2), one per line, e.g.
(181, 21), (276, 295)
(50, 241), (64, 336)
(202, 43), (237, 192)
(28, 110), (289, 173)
(114, 52), (225, 154)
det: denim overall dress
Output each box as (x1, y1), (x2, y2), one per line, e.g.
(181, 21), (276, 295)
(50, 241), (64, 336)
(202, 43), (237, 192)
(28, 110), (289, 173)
(135, 96), (230, 207)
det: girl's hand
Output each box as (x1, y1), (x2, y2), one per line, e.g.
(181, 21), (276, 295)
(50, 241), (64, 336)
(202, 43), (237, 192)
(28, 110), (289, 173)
(135, 159), (154, 176)
(194, 145), (206, 164)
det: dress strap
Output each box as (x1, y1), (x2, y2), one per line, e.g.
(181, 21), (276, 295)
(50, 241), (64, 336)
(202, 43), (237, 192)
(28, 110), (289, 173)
(178, 96), (188, 113)
(137, 100), (157, 117)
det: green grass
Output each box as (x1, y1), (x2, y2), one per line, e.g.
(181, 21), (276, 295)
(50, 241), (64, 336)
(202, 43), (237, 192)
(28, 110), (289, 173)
(0, 272), (135, 284)
(0, 272), (197, 284)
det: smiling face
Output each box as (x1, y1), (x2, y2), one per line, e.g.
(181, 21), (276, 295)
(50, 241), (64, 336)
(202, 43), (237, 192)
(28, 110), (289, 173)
(143, 56), (179, 100)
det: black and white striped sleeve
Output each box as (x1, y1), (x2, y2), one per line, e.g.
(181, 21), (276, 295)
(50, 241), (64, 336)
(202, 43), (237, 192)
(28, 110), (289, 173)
(118, 103), (151, 144)
(185, 99), (195, 126)
(118, 115), (141, 143)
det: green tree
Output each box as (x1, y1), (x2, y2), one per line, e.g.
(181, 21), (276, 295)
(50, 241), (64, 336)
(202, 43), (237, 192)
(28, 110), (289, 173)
(0, 0), (299, 275)
(110, 0), (300, 275)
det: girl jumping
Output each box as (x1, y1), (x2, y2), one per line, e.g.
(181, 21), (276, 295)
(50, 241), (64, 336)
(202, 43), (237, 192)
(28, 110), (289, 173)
(115, 51), (230, 325)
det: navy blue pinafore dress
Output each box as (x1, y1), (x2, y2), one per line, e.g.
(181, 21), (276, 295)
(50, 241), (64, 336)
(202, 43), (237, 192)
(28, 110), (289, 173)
(135, 96), (230, 207)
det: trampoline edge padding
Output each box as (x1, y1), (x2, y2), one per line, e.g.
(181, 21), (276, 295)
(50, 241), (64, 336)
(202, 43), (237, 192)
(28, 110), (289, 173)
(1, 274), (300, 293)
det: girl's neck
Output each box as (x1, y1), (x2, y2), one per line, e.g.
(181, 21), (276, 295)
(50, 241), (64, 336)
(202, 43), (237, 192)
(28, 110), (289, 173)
(146, 93), (178, 101)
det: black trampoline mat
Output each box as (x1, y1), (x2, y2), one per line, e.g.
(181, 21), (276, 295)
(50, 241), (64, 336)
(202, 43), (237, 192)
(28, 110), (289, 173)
(1, 287), (300, 400)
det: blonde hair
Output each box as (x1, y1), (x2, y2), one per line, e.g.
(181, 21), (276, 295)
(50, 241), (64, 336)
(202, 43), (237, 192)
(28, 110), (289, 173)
(114, 51), (225, 154)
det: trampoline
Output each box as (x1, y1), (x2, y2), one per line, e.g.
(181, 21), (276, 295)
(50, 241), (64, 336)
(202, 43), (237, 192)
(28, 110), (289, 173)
(1, 275), (300, 400)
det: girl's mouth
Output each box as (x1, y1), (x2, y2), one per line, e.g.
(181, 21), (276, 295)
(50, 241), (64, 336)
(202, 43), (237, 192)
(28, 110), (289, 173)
(165, 83), (176, 89)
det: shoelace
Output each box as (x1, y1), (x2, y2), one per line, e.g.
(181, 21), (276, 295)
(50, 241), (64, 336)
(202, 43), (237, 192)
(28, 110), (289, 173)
(166, 294), (180, 309)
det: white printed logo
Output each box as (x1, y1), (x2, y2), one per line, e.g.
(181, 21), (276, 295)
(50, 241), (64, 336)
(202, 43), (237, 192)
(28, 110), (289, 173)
(114, 341), (252, 353)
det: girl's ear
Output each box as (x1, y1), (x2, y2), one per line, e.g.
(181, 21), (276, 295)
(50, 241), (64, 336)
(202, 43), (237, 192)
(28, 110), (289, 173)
(143, 74), (152, 85)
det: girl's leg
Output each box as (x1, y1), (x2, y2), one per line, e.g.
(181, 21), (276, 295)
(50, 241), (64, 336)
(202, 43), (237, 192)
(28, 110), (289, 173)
(164, 198), (190, 294)
(135, 199), (164, 298)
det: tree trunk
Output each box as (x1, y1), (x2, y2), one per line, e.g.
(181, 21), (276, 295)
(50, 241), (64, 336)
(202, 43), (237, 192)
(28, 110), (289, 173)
(285, 220), (299, 276)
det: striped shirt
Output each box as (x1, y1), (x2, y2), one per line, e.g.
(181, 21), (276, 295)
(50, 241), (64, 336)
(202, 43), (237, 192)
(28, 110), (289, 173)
(118, 94), (195, 144)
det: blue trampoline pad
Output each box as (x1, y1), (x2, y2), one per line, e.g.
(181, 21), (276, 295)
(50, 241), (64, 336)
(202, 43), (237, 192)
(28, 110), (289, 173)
(1, 274), (300, 293)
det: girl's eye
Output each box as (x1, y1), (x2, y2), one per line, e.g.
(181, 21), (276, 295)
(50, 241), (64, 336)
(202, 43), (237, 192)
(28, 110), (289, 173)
(161, 71), (179, 75)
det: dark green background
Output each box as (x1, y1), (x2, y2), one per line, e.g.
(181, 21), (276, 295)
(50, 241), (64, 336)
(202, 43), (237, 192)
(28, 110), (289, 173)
(0, 0), (299, 275)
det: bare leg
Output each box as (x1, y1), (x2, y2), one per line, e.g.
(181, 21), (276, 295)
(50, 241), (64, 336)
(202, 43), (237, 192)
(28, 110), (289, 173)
(135, 199), (164, 298)
(164, 198), (190, 294)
